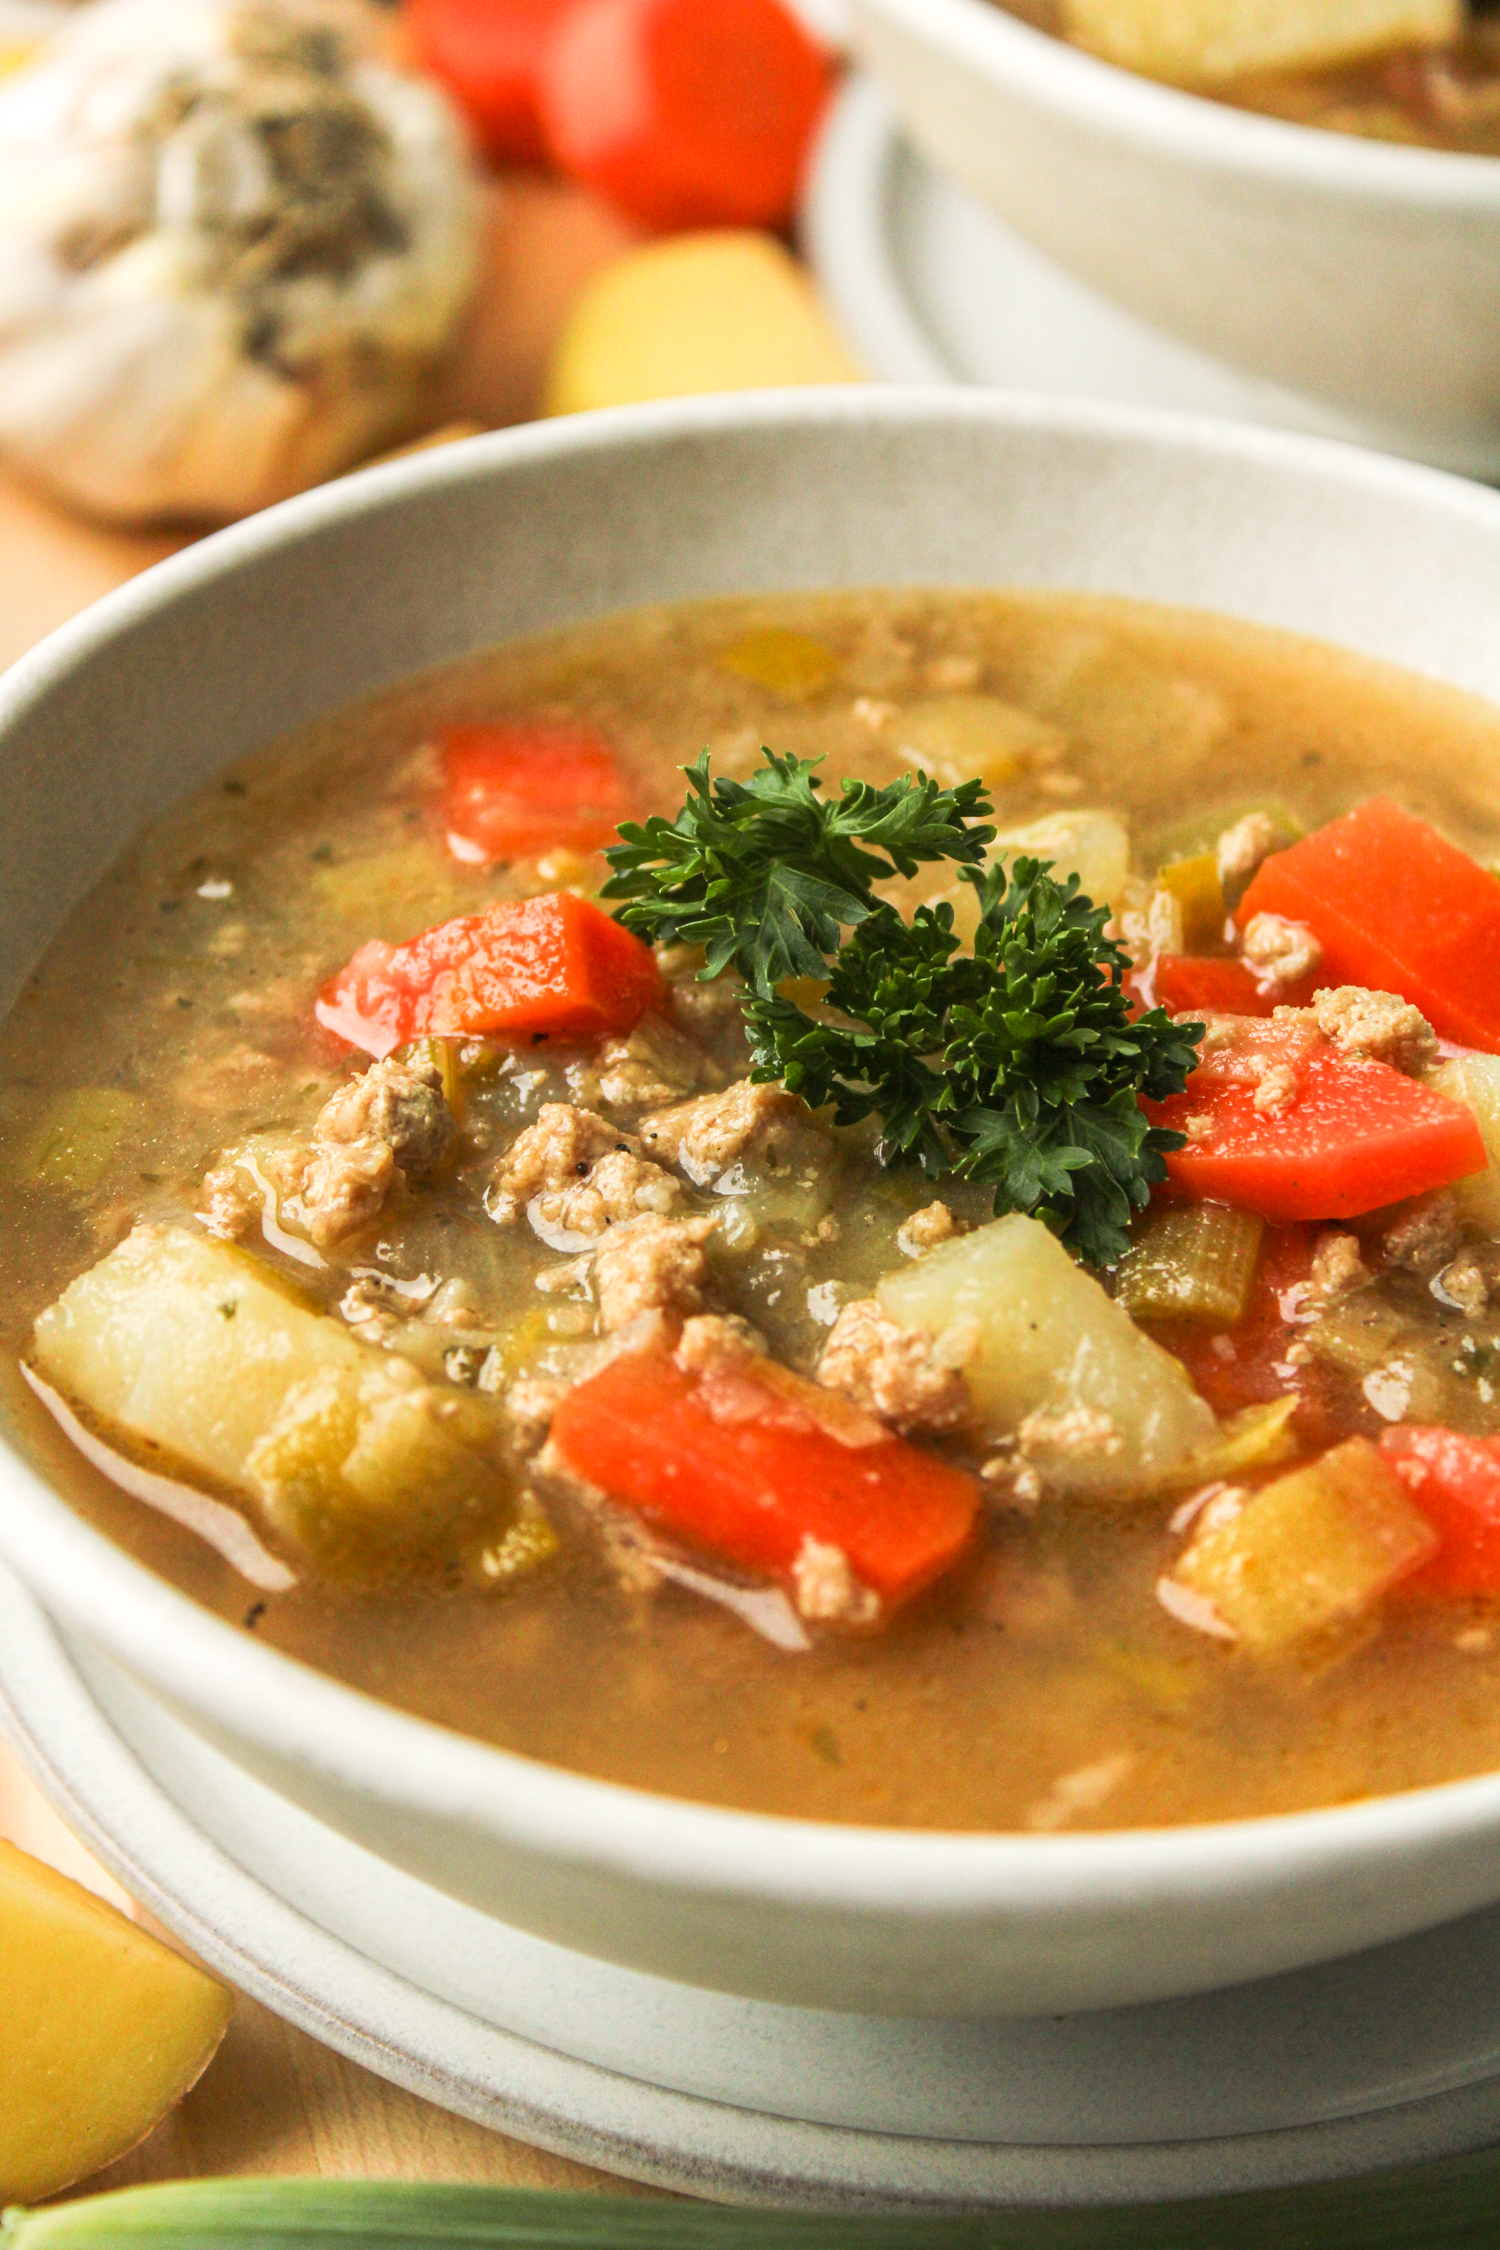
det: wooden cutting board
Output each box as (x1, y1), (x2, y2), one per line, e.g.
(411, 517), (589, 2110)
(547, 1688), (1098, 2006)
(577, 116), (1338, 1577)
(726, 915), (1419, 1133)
(0, 166), (656, 2202)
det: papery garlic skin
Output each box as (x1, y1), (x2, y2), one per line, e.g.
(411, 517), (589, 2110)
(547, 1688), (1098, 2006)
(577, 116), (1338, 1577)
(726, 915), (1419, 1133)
(0, 0), (481, 524)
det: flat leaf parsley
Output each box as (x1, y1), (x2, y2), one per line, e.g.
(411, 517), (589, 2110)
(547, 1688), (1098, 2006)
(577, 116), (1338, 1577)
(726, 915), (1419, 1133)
(603, 752), (1201, 1268)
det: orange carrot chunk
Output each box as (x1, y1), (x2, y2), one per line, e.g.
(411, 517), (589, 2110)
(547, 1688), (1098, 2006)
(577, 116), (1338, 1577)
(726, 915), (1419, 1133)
(317, 892), (663, 1057)
(443, 720), (634, 865)
(537, 0), (834, 230)
(1147, 1024), (1486, 1222)
(406, 0), (575, 165)
(1382, 1427), (1500, 1596)
(1238, 798), (1500, 1054)
(550, 1346), (980, 1610)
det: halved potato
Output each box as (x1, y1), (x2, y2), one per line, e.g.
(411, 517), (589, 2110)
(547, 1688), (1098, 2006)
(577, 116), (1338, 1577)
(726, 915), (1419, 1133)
(0, 1839), (232, 2202)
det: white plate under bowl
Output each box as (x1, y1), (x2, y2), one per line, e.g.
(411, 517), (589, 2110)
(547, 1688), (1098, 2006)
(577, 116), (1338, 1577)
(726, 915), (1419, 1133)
(9, 1561), (1500, 2208)
(803, 77), (1500, 477)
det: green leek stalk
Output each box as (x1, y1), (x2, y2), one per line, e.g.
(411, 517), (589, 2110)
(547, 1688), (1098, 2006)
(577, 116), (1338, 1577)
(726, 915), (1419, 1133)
(5, 2161), (1500, 2249)
(1115, 1204), (1264, 1327)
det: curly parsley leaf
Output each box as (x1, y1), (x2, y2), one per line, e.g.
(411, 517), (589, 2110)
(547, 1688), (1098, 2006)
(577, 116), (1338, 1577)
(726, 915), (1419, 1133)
(746, 856), (1203, 1269)
(601, 750), (995, 995)
(604, 749), (1201, 1268)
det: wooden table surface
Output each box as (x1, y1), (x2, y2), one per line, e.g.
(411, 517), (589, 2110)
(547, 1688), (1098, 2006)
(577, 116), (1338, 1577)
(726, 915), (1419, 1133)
(0, 166), (659, 2203)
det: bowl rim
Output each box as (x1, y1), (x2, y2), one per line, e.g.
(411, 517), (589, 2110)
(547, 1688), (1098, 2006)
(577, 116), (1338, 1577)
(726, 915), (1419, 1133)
(851, 0), (1500, 208)
(11, 384), (1500, 1912)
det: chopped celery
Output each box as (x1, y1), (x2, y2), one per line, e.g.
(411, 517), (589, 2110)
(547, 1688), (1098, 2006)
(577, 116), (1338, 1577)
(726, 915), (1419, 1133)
(1154, 852), (1226, 951)
(1116, 1203), (1264, 1326)
(13, 1089), (144, 1194)
(716, 627), (839, 699)
(1173, 1437), (1438, 1653)
(399, 1035), (464, 1116)
(1147, 797), (1305, 877)
(1160, 1395), (1302, 1494)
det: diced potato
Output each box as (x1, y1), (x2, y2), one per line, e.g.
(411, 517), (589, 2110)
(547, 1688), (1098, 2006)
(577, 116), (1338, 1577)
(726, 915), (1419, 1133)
(544, 232), (862, 418)
(1173, 1437), (1439, 1654)
(1062, 0), (1458, 83)
(1428, 1054), (1500, 1233)
(32, 1226), (510, 1570)
(893, 695), (1067, 790)
(717, 626), (839, 699)
(928, 808), (1131, 947)
(877, 1214), (1218, 1497)
(0, 1839), (232, 2202)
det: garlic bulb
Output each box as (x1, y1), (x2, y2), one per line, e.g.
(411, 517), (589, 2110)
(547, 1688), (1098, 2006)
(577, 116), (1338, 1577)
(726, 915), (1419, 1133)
(0, 0), (481, 524)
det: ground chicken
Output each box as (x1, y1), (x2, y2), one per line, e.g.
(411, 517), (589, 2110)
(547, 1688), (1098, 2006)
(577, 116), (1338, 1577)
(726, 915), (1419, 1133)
(293, 1139), (397, 1248)
(198, 1157), (262, 1239)
(591, 1213), (718, 1331)
(1382, 1192), (1460, 1275)
(898, 1201), (961, 1257)
(791, 1536), (881, 1627)
(1242, 913), (1323, 988)
(1216, 811), (1284, 893)
(504, 1375), (571, 1456)
(1252, 1062), (1300, 1115)
(490, 1103), (683, 1240)
(817, 1299), (973, 1434)
(640, 1077), (812, 1177)
(674, 1312), (766, 1377)
(1307, 1230), (1368, 1305)
(315, 1055), (453, 1178)
(593, 1015), (713, 1110)
(1017, 1403), (1124, 1464)
(1312, 986), (1438, 1075)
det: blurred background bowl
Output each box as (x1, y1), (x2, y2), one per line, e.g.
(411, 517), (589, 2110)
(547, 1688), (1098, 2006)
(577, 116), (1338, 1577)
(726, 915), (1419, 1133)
(848, 0), (1500, 476)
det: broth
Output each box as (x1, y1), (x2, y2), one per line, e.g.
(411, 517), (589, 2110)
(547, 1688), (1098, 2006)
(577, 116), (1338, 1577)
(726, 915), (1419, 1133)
(7, 587), (1500, 1832)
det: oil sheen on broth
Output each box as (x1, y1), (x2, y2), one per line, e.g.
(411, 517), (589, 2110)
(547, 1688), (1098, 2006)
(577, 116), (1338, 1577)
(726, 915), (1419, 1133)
(7, 588), (1500, 1834)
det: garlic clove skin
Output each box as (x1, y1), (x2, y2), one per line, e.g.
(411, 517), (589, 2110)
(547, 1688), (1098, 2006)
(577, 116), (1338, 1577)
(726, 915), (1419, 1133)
(0, 0), (481, 525)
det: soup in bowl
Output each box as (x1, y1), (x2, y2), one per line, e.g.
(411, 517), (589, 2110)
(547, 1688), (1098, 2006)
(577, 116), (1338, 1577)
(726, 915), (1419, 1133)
(7, 392), (1500, 2017)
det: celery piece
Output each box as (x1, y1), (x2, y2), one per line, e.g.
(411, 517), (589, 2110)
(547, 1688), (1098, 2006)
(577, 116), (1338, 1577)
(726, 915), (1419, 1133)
(1154, 852), (1226, 952)
(1173, 1437), (1438, 1653)
(1160, 1395), (1301, 1494)
(716, 627), (839, 700)
(400, 1034), (464, 1117)
(1116, 1203), (1264, 1326)
(14, 1088), (144, 1194)
(1147, 797), (1305, 878)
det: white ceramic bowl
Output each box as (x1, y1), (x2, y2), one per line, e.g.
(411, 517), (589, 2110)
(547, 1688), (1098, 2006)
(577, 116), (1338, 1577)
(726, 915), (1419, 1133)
(8, 391), (1500, 2022)
(848, 0), (1500, 477)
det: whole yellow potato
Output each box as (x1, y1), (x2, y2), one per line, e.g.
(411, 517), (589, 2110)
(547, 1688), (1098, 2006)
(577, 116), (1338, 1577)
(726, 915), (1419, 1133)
(545, 232), (861, 417)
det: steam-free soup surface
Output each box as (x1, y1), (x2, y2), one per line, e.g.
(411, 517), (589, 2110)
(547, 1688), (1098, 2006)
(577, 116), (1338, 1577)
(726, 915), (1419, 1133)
(7, 588), (1500, 1832)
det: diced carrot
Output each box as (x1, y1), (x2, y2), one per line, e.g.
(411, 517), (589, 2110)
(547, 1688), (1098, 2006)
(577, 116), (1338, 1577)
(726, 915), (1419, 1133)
(1147, 1020), (1487, 1222)
(1238, 798), (1500, 1054)
(537, 0), (834, 230)
(442, 721), (634, 865)
(406, 0), (574, 165)
(1381, 1426), (1500, 1595)
(549, 1346), (980, 1610)
(317, 892), (663, 1057)
(1152, 957), (1276, 1017)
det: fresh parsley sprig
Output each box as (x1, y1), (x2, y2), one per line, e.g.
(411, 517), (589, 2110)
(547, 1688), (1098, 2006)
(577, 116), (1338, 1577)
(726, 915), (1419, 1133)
(601, 750), (995, 993)
(604, 753), (1202, 1268)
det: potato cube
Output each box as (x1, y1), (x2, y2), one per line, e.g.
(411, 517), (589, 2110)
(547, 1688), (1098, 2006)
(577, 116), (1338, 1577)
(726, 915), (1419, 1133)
(1062, 0), (1460, 85)
(32, 1226), (509, 1570)
(1173, 1437), (1439, 1652)
(878, 1213), (1218, 1497)
(894, 695), (1068, 791)
(0, 1839), (232, 2202)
